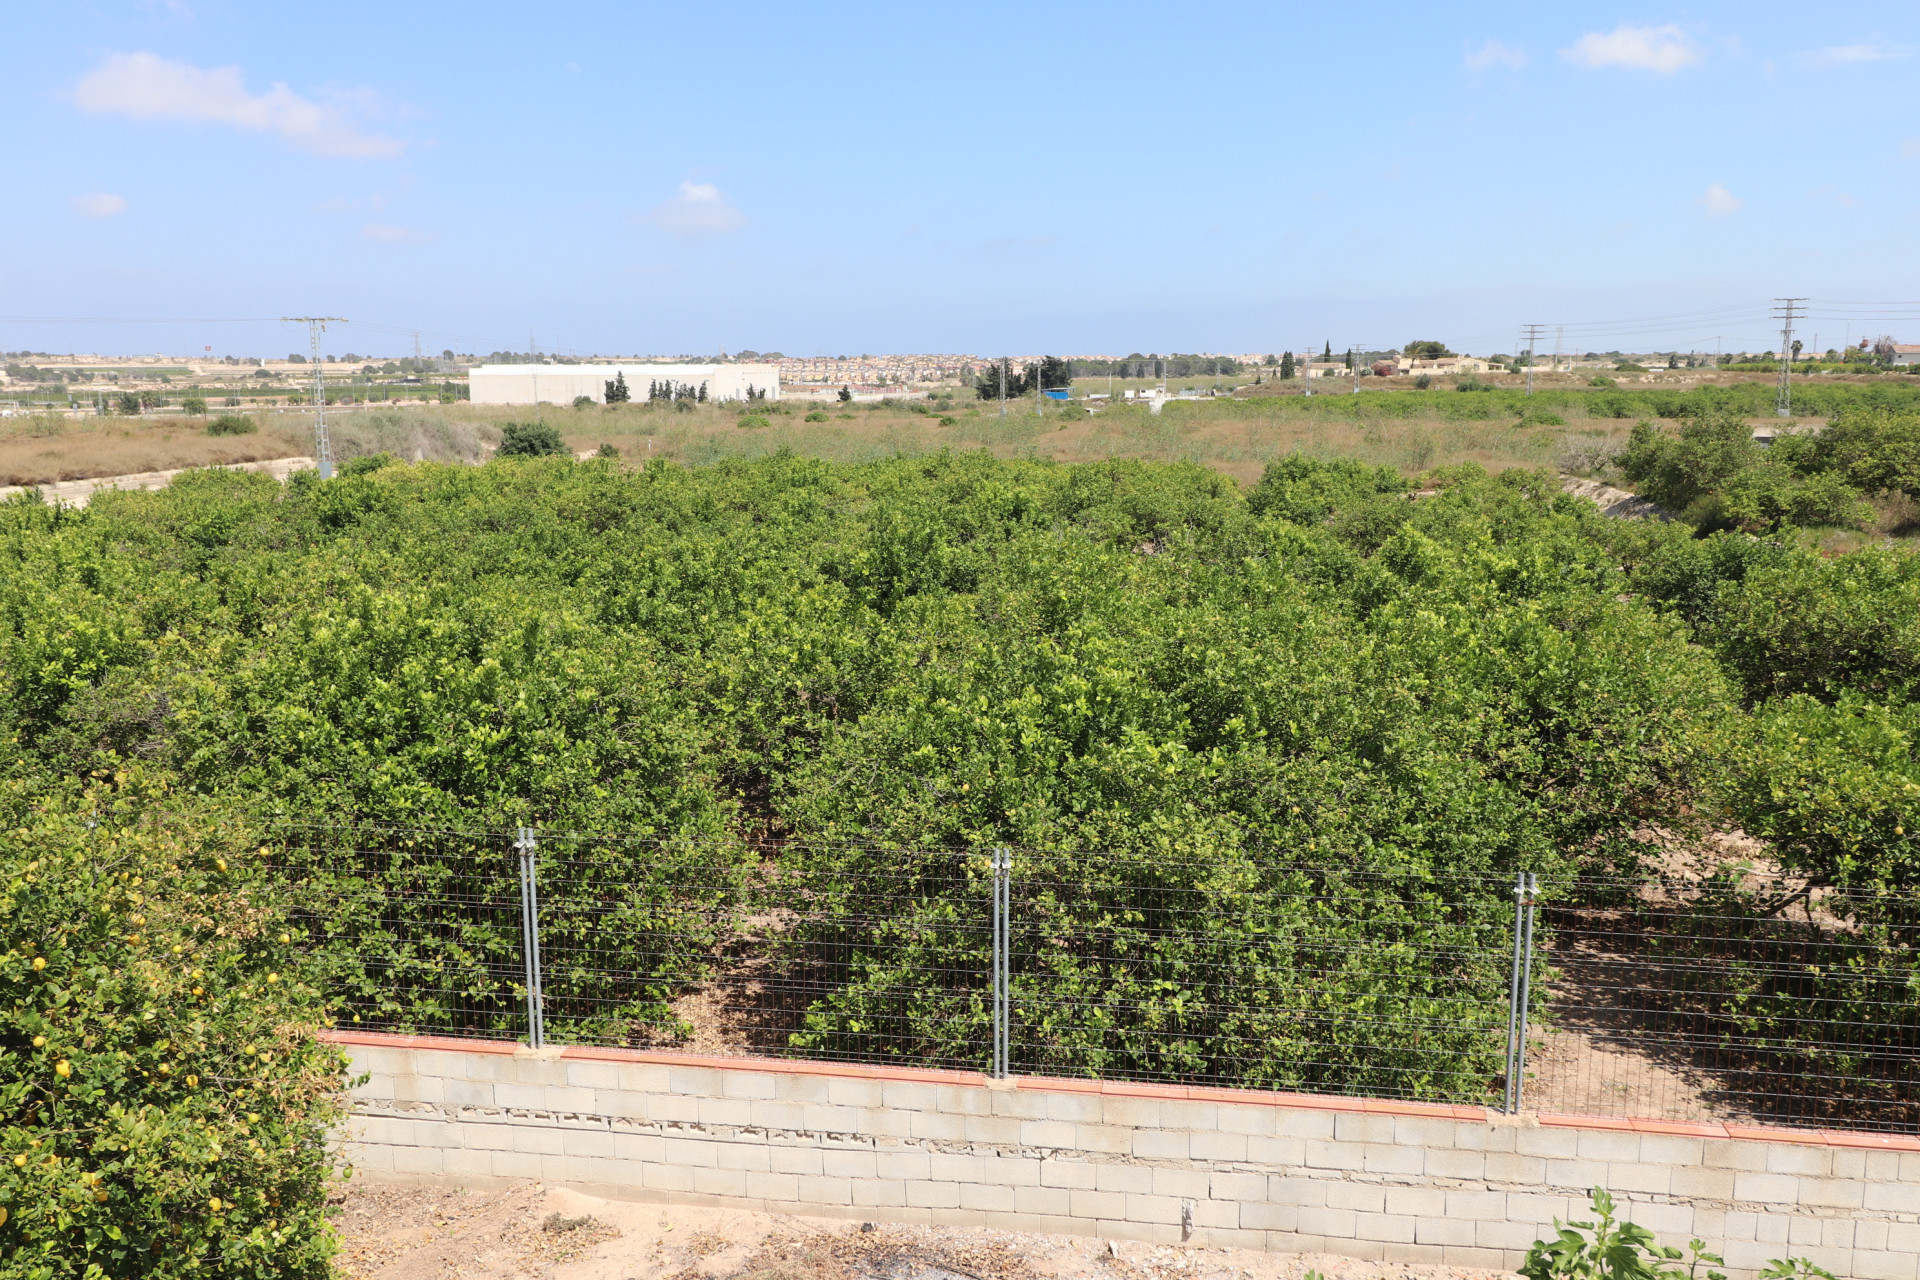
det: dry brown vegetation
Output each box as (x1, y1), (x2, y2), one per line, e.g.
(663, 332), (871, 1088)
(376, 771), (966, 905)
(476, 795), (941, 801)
(0, 411), (310, 486)
(452, 397), (1631, 486)
(0, 407), (496, 486)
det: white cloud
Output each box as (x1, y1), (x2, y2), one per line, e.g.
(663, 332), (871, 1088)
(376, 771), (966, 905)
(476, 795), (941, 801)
(361, 222), (437, 244)
(1903, 137), (1920, 160)
(1561, 24), (1702, 73)
(1800, 44), (1905, 66)
(1697, 183), (1743, 216)
(1465, 39), (1528, 72)
(642, 181), (747, 237)
(70, 51), (402, 158)
(70, 192), (128, 218)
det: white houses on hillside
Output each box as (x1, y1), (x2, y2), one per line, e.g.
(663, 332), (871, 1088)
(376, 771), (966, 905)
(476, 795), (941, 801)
(469, 363), (780, 405)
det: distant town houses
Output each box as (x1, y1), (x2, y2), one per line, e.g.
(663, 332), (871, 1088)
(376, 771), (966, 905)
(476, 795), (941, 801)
(1398, 355), (1492, 375)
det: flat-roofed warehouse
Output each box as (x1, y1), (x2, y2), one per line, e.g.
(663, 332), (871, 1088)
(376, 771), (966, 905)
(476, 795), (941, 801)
(468, 363), (780, 405)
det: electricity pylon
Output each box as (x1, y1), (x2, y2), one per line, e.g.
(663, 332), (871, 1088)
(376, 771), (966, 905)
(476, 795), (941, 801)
(1772, 298), (1806, 419)
(284, 316), (345, 478)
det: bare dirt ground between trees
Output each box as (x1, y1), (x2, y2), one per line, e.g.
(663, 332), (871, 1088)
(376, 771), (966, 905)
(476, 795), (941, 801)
(331, 1181), (1517, 1280)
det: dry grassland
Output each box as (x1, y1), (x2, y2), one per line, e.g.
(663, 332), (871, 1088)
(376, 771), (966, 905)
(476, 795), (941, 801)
(470, 397), (1630, 485)
(3, 394), (1637, 490)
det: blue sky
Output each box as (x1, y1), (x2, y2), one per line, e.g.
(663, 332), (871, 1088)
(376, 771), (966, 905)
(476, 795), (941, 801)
(5, 1), (1918, 359)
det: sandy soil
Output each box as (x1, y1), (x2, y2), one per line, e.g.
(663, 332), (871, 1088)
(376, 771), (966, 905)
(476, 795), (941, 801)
(331, 1182), (1516, 1280)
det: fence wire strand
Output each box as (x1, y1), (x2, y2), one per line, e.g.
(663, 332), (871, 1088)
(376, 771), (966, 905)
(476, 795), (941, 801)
(264, 823), (1919, 1133)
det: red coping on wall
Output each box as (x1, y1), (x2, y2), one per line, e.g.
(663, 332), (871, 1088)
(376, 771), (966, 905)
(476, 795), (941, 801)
(318, 1030), (1920, 1152)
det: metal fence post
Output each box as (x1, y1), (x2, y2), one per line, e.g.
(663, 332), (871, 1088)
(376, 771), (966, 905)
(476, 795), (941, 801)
(1504, 871), (1525, 1113)
(991, 846), (1010, 1079)
(515, 825), (545, 1049)
(1512, 872), (1538, 1113)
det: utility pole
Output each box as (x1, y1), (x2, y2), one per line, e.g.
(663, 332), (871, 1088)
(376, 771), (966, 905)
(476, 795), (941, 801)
(1303, 344), (1312, 397)
(283, 316), (345, 479)
(1772, 298), (1805, 418)
(1350, 346), (1359, 395)
(999, 358), (1006, 418)
(1552, 325), (1564, 377)
(530, 331), (541, 422)
(1520, 324), (1545, 395)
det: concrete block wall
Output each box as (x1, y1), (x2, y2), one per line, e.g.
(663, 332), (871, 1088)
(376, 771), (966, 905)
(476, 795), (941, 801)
(327, 1032), (1920, 1279)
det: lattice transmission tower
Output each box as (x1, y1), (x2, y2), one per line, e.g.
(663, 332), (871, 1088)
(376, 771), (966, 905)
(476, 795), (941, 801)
(1772, 298), (1806, 419)
(283, 316), (345, 478)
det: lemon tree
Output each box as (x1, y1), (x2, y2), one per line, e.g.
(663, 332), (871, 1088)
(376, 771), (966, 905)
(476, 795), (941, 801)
(0, 777), (347, 1279)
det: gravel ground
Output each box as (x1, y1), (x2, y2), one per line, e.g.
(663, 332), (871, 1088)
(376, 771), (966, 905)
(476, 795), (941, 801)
(330, 1181), (1518, 1280)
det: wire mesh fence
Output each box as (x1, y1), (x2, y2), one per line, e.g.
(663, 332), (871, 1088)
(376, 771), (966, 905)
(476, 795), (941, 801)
(1529, 871), (1919, 1133)
(266, 822), (1919, 1133)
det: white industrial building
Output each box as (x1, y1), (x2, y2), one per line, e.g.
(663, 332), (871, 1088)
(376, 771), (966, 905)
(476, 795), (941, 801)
(468, 363), (780, 405)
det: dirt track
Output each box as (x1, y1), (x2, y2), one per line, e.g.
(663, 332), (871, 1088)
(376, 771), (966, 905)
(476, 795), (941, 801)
(332, 1182), (1517, 1280)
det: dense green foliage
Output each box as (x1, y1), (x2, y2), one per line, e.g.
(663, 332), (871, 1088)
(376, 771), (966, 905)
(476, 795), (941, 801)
(0, 447), (1915, 1112)
(1617, 406), (1920, 532)
(494, 421), (567, 456)
(1244, 379), (1920, 425)
(0, 780), (347, 1279)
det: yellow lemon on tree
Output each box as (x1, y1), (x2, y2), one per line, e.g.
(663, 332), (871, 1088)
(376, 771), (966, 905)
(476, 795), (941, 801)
(209, 1197), (223, 1212)
(32, 1035), (45, 1047)
(55, 1060), (72, 1078)
(32, 957), (46, 971)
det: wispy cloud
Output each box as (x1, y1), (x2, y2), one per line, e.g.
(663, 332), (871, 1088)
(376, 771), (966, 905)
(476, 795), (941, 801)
(1798, 44), (1905, 67)
(70, 51), (403, 158)
(1562, 24), (1702, 73)
(1465, 39), (1527, 72)
(1903, 137), (1920, 160)
(1696, 183), (1743, 216)
(362, 222), (437, 244)
(641, 181), (747, 238)
(70, 192), (128, 218)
